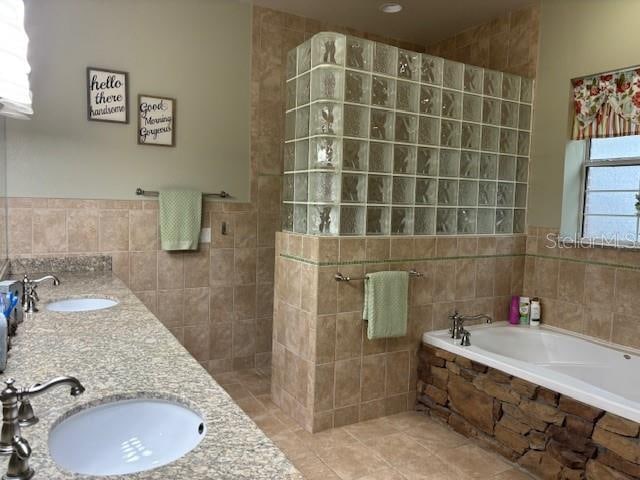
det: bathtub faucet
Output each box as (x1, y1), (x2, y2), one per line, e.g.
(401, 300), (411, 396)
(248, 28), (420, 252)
(448, 311), (493, 345)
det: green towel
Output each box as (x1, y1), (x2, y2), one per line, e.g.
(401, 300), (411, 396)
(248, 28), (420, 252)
(363, 271), (409, 340)
(159, 189), (202, 251)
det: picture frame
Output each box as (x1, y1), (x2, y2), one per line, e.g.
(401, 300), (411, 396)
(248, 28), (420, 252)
(86, 67), (129, 123)
(137, 94), (176, 147)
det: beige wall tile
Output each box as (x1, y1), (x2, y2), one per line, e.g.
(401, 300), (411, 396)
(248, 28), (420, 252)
(134, 290), (157, 315)
(385, 351), (410, 395)
(7, 209), (33, 255)
(410, 263), (434, 305)
(533, 257), (559, 299)
(235, 247), (257, 285)
(317, 268), (338, 315)
(256, 282), (275, 318)
(339, 238), (366, 263)
(314, 314), (336, 364)
(475, 258), (495, 298)
(389, 238), (414, 260)
(583, 304), (613, 341)
(365, 238), (390, 261)
(110, 251), (130, 285)
(129, 210), (158, 251)
(210, 248), (234, 286)
(209, 321), (232, 360)
(184, 324), (210, 361)
(454, 259), (476, 300)
(612, 314), (640, 350)
(234, 284), (257, 321)
(584, 264), (615, 307)
(335, 312), (363, 361)
(183, 287), (209, 325)
(433, 261), (456, 302)
(130, 251), (157, 291)
(255, 315), (273, 353)
(99, 210), (129, 252)
(235, 212), (257, 248)
(300, 262), (318, 313)
(414, 237), (435, 257)
(334, 358), (361, 408)
(257, 247), (275, 284)
(614, 269), (640, 317)
(361, 354), (386, 402)
(211, 212), (235, 248)
(360, 399), (386, 422)
(67, 210), (98, 252)
(32, 209), (67, 253)
(314, 364), (335, 412)
(494, 257), (513, 296)
(557, 261), (585, 302)
(233, 319), (257, 359)
(210, 286), (234, 322)
(156, 289), (184, 327)
(334, 405), (360, 428)
(157, 251), (184, 290)
(337, 265), (364, 313)
(184, 245), (210, 288)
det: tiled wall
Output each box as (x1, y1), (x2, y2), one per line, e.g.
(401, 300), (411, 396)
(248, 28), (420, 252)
(272, 230), (527, 432)
(6, 197), (277, 372)
(524, 226), (640, 351)
(3, 7), (425, 374)
(426, 5), (540, 79)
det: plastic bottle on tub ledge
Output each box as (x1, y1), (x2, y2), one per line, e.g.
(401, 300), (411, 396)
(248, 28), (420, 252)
(519, 297), (530, 325)
(509, 296), (520, 325)
(530, 298), (541, 327)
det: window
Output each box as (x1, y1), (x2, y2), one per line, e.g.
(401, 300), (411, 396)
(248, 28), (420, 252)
(0, 0), (32, 119)
(582, 136), (640, 242)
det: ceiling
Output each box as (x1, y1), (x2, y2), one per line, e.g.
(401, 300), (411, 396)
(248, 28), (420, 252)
(251, 0), (536, 46)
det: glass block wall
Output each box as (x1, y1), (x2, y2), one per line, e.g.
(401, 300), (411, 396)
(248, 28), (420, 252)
(282, 32), (534, 236)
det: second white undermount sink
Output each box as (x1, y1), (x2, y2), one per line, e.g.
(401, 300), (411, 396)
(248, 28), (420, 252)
(49, 398), (206, 476)
(46, 298), (118, 312)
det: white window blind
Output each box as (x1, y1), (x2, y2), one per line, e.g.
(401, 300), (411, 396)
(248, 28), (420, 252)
(0, 0), (32, 119)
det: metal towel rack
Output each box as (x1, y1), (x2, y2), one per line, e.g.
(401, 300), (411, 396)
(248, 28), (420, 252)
(334, 269), (423, 282)
(135, 188), (230, 199)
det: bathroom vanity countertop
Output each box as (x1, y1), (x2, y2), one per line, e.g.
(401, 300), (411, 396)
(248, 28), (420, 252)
(0, 272), (302, 480)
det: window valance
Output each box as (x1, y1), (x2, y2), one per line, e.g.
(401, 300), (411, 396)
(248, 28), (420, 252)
(572, 68), (640, 140)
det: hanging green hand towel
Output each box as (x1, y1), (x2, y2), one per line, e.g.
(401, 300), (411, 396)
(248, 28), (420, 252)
(363, 271), (409, 340)
(159, 189), (202, 251)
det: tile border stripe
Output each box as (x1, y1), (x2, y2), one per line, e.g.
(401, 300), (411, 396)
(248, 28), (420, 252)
(279, 252), (525, 267)
(281, 251), (640, 271)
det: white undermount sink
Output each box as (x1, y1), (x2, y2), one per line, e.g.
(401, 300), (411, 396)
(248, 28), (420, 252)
(46, 298), (118, 312)
(49, 398), (206, 476)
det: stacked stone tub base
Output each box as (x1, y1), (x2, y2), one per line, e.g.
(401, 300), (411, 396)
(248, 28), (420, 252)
(417, 344), (640, 480)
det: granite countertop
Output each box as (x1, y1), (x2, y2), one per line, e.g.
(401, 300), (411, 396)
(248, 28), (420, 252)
(0, 272), (301, 479)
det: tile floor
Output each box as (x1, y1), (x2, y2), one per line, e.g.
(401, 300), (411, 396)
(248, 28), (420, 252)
(212, 369), (537, 480)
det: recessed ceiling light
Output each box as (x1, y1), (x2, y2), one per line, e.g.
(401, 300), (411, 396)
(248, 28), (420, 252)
(379, 2), (403, 13)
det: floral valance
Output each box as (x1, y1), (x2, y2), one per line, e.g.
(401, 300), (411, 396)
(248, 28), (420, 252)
(572, 68), (640, 140)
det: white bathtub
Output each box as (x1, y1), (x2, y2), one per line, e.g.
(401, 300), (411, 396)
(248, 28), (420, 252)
(423, 323), (640, 423)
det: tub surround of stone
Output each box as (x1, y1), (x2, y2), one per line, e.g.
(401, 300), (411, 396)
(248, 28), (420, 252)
(0, 272), (301, 479)
(417, 343), (640, 480)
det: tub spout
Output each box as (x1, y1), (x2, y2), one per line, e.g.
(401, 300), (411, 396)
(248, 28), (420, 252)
(449, 312), (493, 340)
(25, 376), (85, 397)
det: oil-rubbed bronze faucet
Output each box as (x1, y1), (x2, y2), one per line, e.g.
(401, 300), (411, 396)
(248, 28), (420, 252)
(21, 275), (60, 314)
(0, 377), (85, 454)
(448, 311), (493, 346)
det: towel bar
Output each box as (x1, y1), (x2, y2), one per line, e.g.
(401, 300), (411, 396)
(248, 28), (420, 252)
(334, 269), (423, 282)
(135, 188), (230, 199)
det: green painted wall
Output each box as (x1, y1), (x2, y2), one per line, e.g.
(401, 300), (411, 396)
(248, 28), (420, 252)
(529, 0), (640, 228)
(6, 0), (251, 201)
